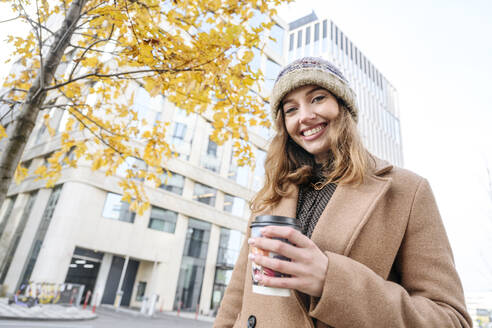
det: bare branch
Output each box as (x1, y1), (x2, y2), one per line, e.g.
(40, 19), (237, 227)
(54, 87), (128, 140)
(68, 24), (115, 81)
(45, 67), (204, 91)
(0, 104), (17, 123)
(68, 42), (119, 54)
(80, 1), (107, 16)
(72, 110), (127, 156)
(19, 13), (56, 37)
(0, 15), (22, 24)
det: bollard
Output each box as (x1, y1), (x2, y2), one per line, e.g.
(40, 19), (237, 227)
(92, 292), (98, 313)
(195, 303), (199, 320)
(83, 290), (92, 310)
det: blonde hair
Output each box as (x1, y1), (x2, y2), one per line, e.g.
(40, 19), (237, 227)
(250, 101), (371, 213)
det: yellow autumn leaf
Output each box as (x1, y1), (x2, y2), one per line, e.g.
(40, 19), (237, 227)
(0, 125), (7, 140)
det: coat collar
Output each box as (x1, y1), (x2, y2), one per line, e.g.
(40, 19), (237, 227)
(271, 156), (393, 256)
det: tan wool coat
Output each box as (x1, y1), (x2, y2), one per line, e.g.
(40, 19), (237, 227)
(214, 158), (472, 328)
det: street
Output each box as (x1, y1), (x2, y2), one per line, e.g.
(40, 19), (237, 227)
(0, 307), (214, 328)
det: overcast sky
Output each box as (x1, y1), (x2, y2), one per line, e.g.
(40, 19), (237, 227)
(1, 1), (491, 293)
(277, 0), (492, 293)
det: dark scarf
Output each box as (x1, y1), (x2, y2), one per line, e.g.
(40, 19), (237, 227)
(296, 164), (337, 238)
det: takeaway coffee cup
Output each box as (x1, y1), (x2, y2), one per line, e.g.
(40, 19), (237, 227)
(250, 215), (300, 297)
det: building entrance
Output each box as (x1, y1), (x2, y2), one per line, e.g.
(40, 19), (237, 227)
(101, 255), (139, 306)
(64, 247), (103, 304)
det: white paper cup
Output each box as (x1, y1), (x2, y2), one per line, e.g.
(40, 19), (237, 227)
(250, 215), (300, 297)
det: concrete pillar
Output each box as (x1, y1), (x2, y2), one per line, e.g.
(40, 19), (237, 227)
(199, 224), (220, 315)
(92, 253), (112, 306)
(114, 255), (129, 308)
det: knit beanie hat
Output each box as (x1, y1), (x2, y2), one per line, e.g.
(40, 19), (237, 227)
(270, 57), (358, 122)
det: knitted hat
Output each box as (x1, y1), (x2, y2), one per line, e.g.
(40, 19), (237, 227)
(270, 57), (358, 122)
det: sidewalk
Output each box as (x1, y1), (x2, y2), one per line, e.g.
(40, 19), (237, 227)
(100, 304), (215, 323)
(0, 297), (97, 320)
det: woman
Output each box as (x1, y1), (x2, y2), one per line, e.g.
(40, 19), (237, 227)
(214, 57), (472, 328)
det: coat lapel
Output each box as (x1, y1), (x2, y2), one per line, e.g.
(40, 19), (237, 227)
(311, 157), (393, 256)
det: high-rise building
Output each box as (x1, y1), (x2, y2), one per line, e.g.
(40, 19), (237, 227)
(0, 10), (402, 316)
(286, 12), (403, 166)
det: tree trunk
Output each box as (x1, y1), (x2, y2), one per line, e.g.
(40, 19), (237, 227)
(0, 0), (87, 209)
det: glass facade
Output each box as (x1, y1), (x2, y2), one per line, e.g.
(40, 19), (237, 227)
(211, 228), (243, 311)
(223, 194), (246, 217)
(116, 157), (147, 180)
(227, 152), (250, 187)
(0, 195), (17, 239)
(17, 186), (62, 289)
(170, 109), (196, 160)
(193, 182), (216, 207)
(174, 218), (211, 311)
(0, 192), (36, 284)
(102, 193), (136, 223)
(148, 206), (177, 233)
(200, 134), (222, 173)
(159, 171), (185, 195)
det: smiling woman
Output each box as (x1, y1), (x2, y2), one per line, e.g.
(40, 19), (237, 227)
(213, 57), (472, 328)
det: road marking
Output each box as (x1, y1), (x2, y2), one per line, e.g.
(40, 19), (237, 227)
(0, 323), (93, 328)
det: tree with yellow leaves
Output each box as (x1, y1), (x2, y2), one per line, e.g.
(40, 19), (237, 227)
(0, 0), (288, 214)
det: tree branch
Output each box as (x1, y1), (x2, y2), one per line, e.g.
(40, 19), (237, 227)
(68, 24), (115, 81)
(0, 104), (17, 124)
(0, 14), (22, 24)
(45, 67), (204, 91)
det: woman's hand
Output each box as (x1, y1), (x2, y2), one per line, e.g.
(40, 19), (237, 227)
(248, 225), (329, 297)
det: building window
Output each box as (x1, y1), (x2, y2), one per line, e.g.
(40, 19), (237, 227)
(223, 194), (246, 217)
(305, 26), (311, 45)
(17, 186), (62, 289)
(116, 157), (147, 181)
(102, 193), (135, 223)
(0, 192), (35, 284)
(0, 195), (17, 239)
(211, 228), (243, 311)
(289, 33), (294, 51)
(159, 171), (184, 195)
(172, 122), (187, 142)
(148, 206), (177, 233)
(206, 139), (217, 157)
(335, 25), (338, 45)
(136, 281), (147, 302)
(193, 182), (216, 207)
(323, 20), (327, 39)
(200, 127), (222, 172)
(174, 218), (211, 311)
(227, 152), (250, 187)
(297, 30), (302, 48)
(314, 23), (320, 42)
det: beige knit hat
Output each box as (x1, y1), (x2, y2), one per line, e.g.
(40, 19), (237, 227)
(270, 57), (358, 122)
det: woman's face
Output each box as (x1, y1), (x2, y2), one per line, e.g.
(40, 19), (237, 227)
(281, 85), (340, 163)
